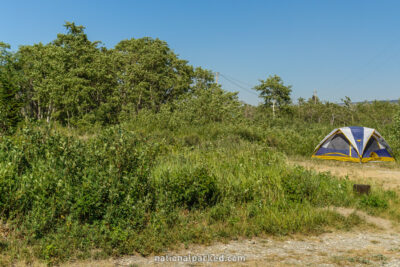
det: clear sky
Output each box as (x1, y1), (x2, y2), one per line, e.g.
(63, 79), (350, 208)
(1, 0), (399, 105)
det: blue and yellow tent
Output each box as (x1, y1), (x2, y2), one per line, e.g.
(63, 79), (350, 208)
(312, 126), (394, 163)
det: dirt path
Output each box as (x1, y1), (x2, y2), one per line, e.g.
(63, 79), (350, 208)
(289, 158), (400, 190)
(74, 229), (400, 266)
(61, 208), (400, 267)
(329, 207), (394, 231)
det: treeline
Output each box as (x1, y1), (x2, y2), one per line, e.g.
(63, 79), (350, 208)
(0, 22), (232, 131)
(253, 97), (399, 127)
(1, 22), (399, 134)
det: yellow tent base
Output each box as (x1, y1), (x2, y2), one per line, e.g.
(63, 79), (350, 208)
(361, 157), (395, 162)
(312, 155), (395, 163)
(311, 155), (360, 162)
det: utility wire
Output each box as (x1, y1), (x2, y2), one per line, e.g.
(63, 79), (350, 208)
(343, 53), (399, 91)
(219, 73), (259, 97)
(331, 39), (400, 91)
(219, 73), (255, 88)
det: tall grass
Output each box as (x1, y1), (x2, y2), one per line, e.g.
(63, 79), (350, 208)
(0, 115), (398, 264)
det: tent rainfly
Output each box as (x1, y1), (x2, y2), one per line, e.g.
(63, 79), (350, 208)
(312, 126), (394, 163)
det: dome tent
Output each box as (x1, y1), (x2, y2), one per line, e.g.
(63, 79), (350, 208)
(312, 126), (394, 163)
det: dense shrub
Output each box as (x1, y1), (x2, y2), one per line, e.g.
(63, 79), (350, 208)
(234, 128), (263, 142)
(281, 167), (351, 206)
(359, 194), (388, 209)
(168, 86), (243, 126)
(183, 134), (201, 147)
(157, 167), (220, 210)
(0, 100), (399, 264)
(358, 190), (397, 210)
(0, 125), (159, 240)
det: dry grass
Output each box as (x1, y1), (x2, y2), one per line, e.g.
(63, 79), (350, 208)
(288, 156), (400, 190)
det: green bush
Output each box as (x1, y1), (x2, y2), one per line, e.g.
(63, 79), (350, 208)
(359, 194), (389, 209)
(234, 128), (263, 142)
(183, 134), (201, 147)
(0, 125), (159, 246)
(157, 167), (219, 210)
(281, 167), (351, 206)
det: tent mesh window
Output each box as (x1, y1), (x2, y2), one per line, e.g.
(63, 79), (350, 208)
(363, 136), (380, 157)
(322, 133), (350, 150)
(375, 135), (391, 152)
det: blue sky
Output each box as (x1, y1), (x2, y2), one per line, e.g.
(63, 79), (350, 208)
(1, 0), (400, 105)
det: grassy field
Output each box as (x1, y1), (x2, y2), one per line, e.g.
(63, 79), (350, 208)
(0, 119), (399, 266)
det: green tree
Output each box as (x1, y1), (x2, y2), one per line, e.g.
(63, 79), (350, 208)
(341, 96), (354, 124)
(191, 67), (215, 92)
(393, 108), (400, 139)
(52, 22), (115, 125)
(18, 43), (65, 122)
(171, 84), (241, 125)
(0, 42), (22, 133)
(114, 37), (193, 116)
(254, 75), (292, 108)
(18, 22), (117, 125)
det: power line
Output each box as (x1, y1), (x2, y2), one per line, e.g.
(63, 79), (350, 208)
(219, 73), (254, 88)
(331, 38), (400, 91)
(220, 74), (259, 96)
(342, 50), (400, 90)
(219, 73), (259, 96)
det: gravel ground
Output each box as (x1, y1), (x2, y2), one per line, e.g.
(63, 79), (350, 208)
(62, 202), (400, 266)
(112, 229), (400, 267)
(56, 206), (399, 267)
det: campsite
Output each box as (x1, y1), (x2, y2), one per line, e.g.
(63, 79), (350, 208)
(1, 1), (400, 266)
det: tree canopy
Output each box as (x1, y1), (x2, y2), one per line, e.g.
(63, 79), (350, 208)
(0, 42), (22, 132)
(0, 22), (228, 131)
(254, 74), (292, 108)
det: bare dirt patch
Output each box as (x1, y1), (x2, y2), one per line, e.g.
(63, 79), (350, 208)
(326, 207), (395, 231)
(289, 158), (400, 190)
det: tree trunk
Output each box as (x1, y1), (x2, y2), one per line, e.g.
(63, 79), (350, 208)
(37, 99), (41, 120)
(136, 90), (142, 114)
(67, 110), (70, 128)
(46, 101), (52, 123)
